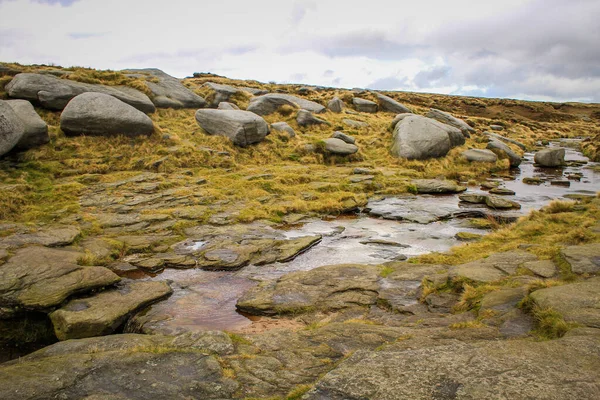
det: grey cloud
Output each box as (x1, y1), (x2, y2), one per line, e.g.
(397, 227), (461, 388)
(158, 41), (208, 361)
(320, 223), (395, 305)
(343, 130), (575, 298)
(323, 69), (334, 77)
(121, 45), (259, 64)
(68, 32), (105, 40)
(367, 76), (409, 90)
(413, 65), (451, 88)
(33, 0), (80, 6)
(290, 1), (316, 25)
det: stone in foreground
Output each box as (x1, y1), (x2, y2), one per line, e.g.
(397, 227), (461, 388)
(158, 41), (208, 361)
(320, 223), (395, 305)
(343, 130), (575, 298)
(60, 93), (154, 137)
(561, 243), (600, 274)
(530, 278), (600, 328)
(0, 247), (120, 311)
(6, 72), (156, 113)
(327, 96), (344, 113)
(427, 108), (475, 137)
(323, 138), (359, 155)
(535, 148), (566, 167)
(195, 109), (269, 147)
(0, 99), (25, 157)
(391, 115), (464, 160)
(50, 281), (173, 340)
(6, 99), (49, 150)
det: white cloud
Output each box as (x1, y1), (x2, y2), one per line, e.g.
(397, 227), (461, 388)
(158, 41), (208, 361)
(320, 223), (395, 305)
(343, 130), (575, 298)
(0, 0), (598, 102)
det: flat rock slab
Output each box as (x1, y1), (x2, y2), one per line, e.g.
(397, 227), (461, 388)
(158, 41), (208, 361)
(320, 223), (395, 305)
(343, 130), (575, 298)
(413, 179), (466, 194)
(561, 243), (600, 274)
(6, 72), (155, 113)
(427, 108), (475, 136)
(50, 281), (173, 340)
(523, 260), (557, 278)
(449, 251), (538, 283)
(247, 93), (325, 115)
(352, 97), (377, 113)
(0, 226), (80, 248)
(374, 93), (412, 113)
(530, 278), (600, 328)
(0, 247), (120, 311)
(462, 148), (498, 163)
(305, 332), (600, 400)
(323, 138), (358, 155)
(237, 264), (381, 315)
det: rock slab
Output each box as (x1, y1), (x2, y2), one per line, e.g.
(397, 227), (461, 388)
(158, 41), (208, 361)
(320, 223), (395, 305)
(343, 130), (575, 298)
(195, 109), (269, 147)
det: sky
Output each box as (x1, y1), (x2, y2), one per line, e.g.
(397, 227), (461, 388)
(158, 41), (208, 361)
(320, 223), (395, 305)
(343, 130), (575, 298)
(1, 0), (599, 102)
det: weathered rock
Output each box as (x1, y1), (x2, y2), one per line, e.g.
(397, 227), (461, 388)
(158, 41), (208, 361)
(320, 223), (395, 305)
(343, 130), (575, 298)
(270, 121), (295, 138)
(247, 93), (325, 115)
(458, 194), (487, 204)
(374, 93), (412, 114)
(449, 251), (537, 283)
(462, 148), (498, 163)
(50, 281), (172, 340)
(561, 243), (600, 274)
(352, 97), (377, 113)
(297, 109), (329, 126)
(0, 247), (120, 311)
(412, 179), (466, 194)
(6, 73), (156, 113)
(489, 187), (515, 195)
(195, 109), (269, 147)
(523, 260), (557, 278)
(390, 113), (413, 129)
(202, 82), (239, 107)
(322, 138), (359, 155)
(490, 124), (504, 131)
(237, 264), (380, 315)
(306, 332), (600, 400)
(391, 115), (464, 160)
(331, 131), (355, 144)
(486, 132), (527, 151)
(60, 93), (154, 137)
(0, 334), (239, 399)
(0, 226), (80, 248)
(217, 101), (240, 110)
(5, 99), (49, 149)
(327, 97), (344, 113)
(485, 195), (521, 209)
(531, 278), (600, 328)
(487, 139), (522, 167)
(342, 118), (368, 128)
(0, 99), (25, 157)
(123, 68), (206, 109)
(534, 148), (566, 167)
(239, 86), (268, 96)
(427, 108), (475, 137)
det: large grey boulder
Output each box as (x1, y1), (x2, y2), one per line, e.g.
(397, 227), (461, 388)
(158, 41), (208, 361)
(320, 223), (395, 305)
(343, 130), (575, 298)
(427, 108), (475, 137)
(202, 82), (239, 107)
(390, 113), (413, 129)
(247, 93), (325, 115)
(352, 97), (377, 113)
(391, 115), (463, 160)
(60, 93), (154, 137)
(297, 109), (329, 126)
(195, 109), (269, 147)
(270, 121), (295, 138)
(328, 97), (344, 113)
(534, 148), (566, 167)
(6, 73), (156, 113)
(0, 100), (25, 157)
(487, 138), (522, 167)
(6, 99), (49, 149)
(486, 132), (527, 151)
(123, 68), (206, 109)
(375, 93), (412, 113)
(323, 138), (359, 155)
(462, 148), (498, 163)
(331, 131), (355, 144)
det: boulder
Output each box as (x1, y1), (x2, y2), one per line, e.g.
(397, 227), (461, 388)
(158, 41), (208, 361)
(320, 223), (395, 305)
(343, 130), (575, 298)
(238, 86), (268, 96)
(561, 243), (600, 274)
(6, 99), (49, 150)
(297, 109), (329, 126)
(0, 246), (120, 311)
(530, 278), (600, 328)
(331, 131), (355, 144)
(485, 195), (521, 209)
(50, 281), (172, 340)
(412, 179), (466, 194)
(486, 132), (527, 151)
(6, 73), (156, 113)
(343, 118), (368, 128)
(123, 68), (206, 109)
(489, 187), (515, 195)
(462, 148), (498, 163)
(391, 115), (464, 160)
(390, 113), (413, 129)
(217, 101), (240, 110)
(247, 93), (325, 115)
(60, 93), (154, 137)
(487, 139), (521, 167)
(328, 97), (344, 113)
(426, 108), (475, 137)
(202, 82), (239, 107)
(490, 124), (504, 131)
(195, 109), (269, 147)
(523, 260), (557, 278)
(0, 225), (80, 248)
(270, 121), (295, 138)
(534, 148), (566, 167)
(322, 138), (358, 155)
(0, 99), (25, 157)
(352, 97), (377, 113)
(374, 93), (412, 113)
(237, 264), (380, 315)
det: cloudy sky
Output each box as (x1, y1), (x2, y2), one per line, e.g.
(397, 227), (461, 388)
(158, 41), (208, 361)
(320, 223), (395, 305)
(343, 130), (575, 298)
(1, 0), (599, 102)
